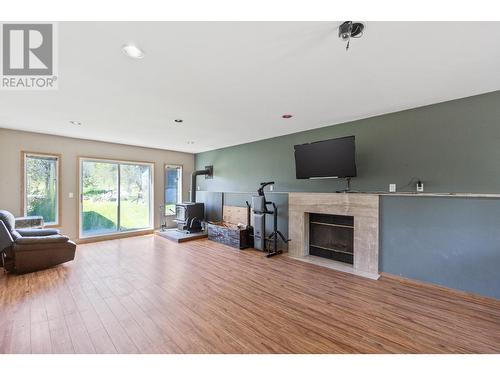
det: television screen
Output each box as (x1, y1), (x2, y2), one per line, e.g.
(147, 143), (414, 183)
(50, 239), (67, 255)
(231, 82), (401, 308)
(294, 136), (357, 179)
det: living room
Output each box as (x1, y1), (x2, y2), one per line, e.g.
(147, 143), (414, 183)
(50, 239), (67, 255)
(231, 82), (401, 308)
(1, 1), (499, 373)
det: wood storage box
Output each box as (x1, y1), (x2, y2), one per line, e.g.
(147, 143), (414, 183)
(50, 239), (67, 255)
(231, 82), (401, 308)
(207, 222), (253, 249)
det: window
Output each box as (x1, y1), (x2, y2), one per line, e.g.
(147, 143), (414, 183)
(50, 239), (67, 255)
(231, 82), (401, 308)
(23, 153), (60, 226)
(164, 165), (182, 216)
(79, 158), (153, 238)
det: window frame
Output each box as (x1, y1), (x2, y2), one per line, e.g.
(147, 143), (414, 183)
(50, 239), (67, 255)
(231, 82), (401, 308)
(78, 156), (155, 240)
(164, 164), (183, 217)
(21, 151), (62, 227)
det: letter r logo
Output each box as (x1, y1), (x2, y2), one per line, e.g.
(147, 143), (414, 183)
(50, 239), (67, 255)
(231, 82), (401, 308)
(2, 24), (53, 75)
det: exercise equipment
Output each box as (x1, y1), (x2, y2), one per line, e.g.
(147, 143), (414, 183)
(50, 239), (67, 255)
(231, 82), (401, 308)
(251, 182), (290, 257)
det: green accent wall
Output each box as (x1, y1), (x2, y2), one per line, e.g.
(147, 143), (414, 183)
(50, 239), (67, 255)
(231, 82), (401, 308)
(195, 91), (500, 299)
(196, 91), (500, 194)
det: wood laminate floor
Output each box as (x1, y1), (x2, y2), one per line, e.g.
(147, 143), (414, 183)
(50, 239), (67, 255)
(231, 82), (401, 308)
(1, 235), (499, 354)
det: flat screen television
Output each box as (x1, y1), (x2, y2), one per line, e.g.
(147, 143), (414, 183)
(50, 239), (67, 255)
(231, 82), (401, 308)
(294, 136), (357, 179)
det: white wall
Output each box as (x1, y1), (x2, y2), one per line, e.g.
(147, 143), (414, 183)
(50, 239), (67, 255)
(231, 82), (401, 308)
(0, 128), (194, 240)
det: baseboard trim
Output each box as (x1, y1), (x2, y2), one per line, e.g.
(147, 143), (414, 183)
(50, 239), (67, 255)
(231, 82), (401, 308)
(76, 229), (154, 244)
(380, 272), (499, 303)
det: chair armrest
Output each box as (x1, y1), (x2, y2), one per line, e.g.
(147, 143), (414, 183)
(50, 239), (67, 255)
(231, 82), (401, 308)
(15, 234), (70, 245)
(17, 228), (60, 237)
(0, 221), (14, 251)
(15, 216), (44, 229)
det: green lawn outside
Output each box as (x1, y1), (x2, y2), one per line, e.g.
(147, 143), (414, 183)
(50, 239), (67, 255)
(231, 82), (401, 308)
(82, 200), (150, 232)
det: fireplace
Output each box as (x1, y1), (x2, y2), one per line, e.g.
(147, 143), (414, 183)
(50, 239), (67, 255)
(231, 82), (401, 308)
(288, 193), (379, 279)
(309, 213), (354, 264)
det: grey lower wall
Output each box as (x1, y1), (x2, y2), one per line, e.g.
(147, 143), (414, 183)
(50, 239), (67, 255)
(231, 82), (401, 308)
(195, 91), (500, 299)
(380, 196), (500, 299)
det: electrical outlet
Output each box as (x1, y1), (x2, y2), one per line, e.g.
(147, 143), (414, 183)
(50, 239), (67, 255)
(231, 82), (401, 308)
(416, 181), (424, 192)
(270, 185), (274, 191)
(389, 184), (396, 193)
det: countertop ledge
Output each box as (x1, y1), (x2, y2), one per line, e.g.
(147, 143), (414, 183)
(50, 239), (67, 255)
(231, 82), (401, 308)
(199, 190), (500, 198)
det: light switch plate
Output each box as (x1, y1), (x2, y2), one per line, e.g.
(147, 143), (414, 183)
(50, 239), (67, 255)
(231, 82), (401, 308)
(389, 184), (396, 193)
(68, 192), (74, 198)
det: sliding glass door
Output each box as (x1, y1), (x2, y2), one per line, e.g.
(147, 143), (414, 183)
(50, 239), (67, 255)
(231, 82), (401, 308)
(81, 160), (118, 236)
(119, 163), (153, 230)
(80, 158), (153, 238)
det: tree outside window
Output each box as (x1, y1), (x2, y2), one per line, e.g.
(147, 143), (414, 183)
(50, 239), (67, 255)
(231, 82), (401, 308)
(24, 153), (59, 225)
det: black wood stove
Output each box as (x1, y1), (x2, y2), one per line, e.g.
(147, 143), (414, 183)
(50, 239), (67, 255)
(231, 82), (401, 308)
(174, 202), (205, 233)
(173, 165), (213, 233)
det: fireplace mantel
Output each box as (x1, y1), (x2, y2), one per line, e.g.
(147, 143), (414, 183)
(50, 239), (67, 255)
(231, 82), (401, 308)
(288, 193), (379, 279)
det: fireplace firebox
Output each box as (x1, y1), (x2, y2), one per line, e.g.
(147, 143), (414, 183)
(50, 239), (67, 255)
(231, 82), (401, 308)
(309, 213), (354, 264)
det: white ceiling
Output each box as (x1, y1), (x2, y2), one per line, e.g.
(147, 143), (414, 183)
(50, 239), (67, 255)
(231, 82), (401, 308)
(1, 21), (500, 153)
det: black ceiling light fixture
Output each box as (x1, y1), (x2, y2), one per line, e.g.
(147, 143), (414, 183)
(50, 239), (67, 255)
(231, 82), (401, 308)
(338, 21), (365, 51)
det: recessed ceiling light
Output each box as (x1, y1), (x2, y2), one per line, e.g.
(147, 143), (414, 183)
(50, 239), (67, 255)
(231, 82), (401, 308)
(174, 119), (183, 123)
(69, 121), (82, 126)
(122, 44), (145, 59)
(282, 114), (293, 119)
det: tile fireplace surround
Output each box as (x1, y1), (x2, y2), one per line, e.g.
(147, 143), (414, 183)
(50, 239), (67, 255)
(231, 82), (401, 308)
(288, 192), (380, 279)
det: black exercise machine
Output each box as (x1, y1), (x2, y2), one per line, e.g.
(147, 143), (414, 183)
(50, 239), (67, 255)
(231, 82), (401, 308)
(251, 181), (290, 257)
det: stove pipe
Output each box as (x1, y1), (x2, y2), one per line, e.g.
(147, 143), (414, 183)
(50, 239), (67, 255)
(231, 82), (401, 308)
(190, 165), (213, 202)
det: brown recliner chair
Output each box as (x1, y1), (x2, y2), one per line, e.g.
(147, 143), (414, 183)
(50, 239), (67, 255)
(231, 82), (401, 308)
(0, 210), (76, 274)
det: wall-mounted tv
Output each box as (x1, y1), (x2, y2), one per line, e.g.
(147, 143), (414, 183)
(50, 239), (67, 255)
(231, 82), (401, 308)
(294, 136), (357, 179)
